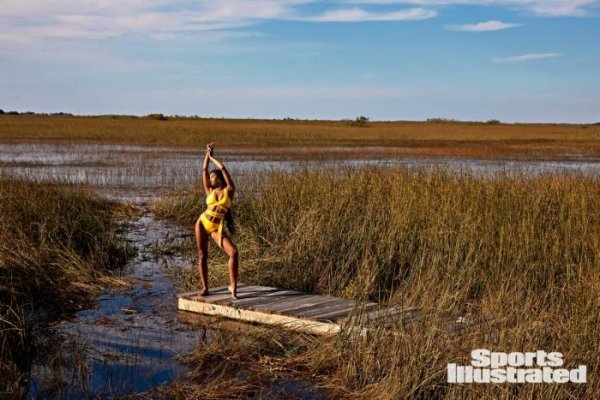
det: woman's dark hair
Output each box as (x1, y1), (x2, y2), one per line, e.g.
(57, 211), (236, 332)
(210, 169), (225, 185)
(211, 169), (236, 235)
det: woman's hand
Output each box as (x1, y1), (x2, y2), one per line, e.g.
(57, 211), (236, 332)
(206, 142), (214, 156)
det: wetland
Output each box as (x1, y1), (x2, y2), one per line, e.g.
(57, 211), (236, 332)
(1, 116), (599, 399)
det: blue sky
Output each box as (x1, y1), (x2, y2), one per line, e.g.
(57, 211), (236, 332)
(1, 0), (599, 122)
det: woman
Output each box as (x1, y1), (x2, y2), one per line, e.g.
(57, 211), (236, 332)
(195, 143), (239, 299)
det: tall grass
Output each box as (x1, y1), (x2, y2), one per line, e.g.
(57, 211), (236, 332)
(156, 167), (599, 398)
(0, 177), (131, 397)
(1, 115), (599, 159)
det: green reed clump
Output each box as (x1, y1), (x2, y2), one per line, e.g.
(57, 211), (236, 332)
(156, 167), (599, 398)
(0, 176), (131, 397)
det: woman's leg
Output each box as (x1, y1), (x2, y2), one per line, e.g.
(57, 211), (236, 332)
(195, 218), (209, 295)
(213, 233), (239, 299)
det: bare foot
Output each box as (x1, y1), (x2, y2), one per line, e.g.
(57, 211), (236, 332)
(200, 288), (209, 296)
(228, 285), (238, 299)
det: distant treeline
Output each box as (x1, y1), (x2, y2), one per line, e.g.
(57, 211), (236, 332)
(0, 110), (361, 122)
(2, 109), (599, 125)
(0, 110), (263, 121)
(427, 117), (502, 125)
(0, 109), (74, 116)
(0, 110), (494, 123)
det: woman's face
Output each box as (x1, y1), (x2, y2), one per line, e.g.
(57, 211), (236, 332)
(209, 172), (222, 188)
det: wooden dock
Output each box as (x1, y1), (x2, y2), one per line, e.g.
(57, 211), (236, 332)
(177, 283), (408, 335)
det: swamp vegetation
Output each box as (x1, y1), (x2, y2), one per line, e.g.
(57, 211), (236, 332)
(1, 114), (600, 160)
(0, 177), (131, 397)
(152, 167), (600, 399)
(1, 115), (599, 398)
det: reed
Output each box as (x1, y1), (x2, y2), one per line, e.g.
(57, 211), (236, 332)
(1, 115), (599, 159)
(0, 176), (131, 397)
(155, 167), (599, 398)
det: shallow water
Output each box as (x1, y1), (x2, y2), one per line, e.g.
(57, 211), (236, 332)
(24, 208), (324, 399)
(26, 210), (202, 399)
(1, 143), (599, 202)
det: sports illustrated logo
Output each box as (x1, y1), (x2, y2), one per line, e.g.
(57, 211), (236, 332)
(447, 349), (587, 384)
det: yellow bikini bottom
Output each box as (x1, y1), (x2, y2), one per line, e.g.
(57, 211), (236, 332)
(199, 213), (225, 248)
(199, 213), (219, 233)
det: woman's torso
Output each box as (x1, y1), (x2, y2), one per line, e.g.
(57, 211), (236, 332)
(205, 188), (231, 211)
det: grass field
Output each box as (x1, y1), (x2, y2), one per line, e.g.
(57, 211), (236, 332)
(1, 114), (600, 159)
(154, 167), (600, 399)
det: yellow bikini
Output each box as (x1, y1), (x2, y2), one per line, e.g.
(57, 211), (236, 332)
(199, 188), (232, 248)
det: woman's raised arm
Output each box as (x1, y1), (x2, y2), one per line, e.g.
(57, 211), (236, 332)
(201, 145), (211, 195)
(209, 154), (235, 196)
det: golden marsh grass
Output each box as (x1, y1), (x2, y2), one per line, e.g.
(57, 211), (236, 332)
(1, 115), (599, 160)
(2, 113), (600, 397)
(155, 167), (600, 399)
(0, 177), (131, 397)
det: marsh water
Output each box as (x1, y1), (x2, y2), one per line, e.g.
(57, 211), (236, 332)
(26, 209), (202, 399)
(2, 143), (600, 198)
(2, 142), (599, 398)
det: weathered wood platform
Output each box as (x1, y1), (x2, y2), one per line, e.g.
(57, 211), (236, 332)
(177, 283), (399, 335)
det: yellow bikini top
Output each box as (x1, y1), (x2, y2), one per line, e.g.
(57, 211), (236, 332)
(205, 188), (232, 213)
(202, 188), (232, 248)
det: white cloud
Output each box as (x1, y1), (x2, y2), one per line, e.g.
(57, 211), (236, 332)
(0, 0), (438, 49)
(339, 0), (599, 17)
(493, 52), (564, 62)
(0, 0), (596, 48)
(522, 0), (597, 16)
(0, 1), (303, 44)
(447, 20), (520, 31)
(308, 7), (436, 21)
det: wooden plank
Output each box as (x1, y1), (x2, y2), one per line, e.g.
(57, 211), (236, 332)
(181, 285), (279, 306)
(294, 297), (348, 318)
(179, 290), (226, 303)
(244, 292), (310, 308)
(223, 289), (302, 308)
(294, 300), (355, 318)
(314, 304), (378, 322)
(310, 304), (364, 321)
(177, 284), (251, 304)
(303, 302), (359, 320)
(177, 283), (247, 299)
(252, 294), (318, 314)
(178, 296), (342, 335)
(219, 287), (294, 305)
(277, 298), (348, 317)
(177, 284), (418, 336)
(312, 302), (378, 322)
(265, 295), (341, 314)
(192, 289), (234, 304)
(210, 286), (281, 305)
(244, 291), (311, 308)
(282, 298), (350, 317)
